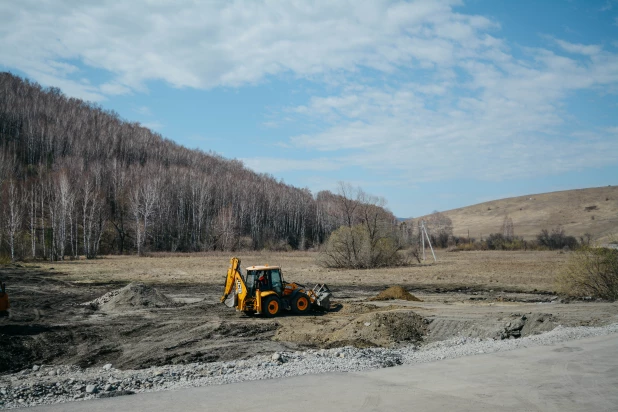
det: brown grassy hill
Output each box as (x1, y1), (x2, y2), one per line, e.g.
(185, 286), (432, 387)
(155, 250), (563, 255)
(436, 186), (618, 242)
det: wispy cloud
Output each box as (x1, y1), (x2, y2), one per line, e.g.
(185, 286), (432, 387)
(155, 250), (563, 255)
(134, 106), (153, 116)
(242, 157), (341, 174)
(267, 31), (618, 182)
(600, 1), (613, 12)
(554, 39), (602, 56)
(141, 121), (164, 131)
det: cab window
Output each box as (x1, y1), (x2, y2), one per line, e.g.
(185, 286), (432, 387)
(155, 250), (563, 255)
(270, 269), (283, 294)
(245, 270), (256, 296)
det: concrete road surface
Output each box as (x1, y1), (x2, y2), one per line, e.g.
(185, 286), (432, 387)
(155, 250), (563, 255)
(31, 333), (618, 412)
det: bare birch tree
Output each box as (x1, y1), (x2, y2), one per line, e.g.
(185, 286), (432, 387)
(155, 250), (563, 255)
(130, 178), (159, 255)
(4, 180), (23, 262)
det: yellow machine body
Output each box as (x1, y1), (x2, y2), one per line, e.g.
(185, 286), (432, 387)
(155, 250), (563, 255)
(220, 257), (331, 317)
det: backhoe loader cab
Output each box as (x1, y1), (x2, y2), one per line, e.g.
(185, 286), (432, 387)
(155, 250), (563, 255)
(245, 266), (284, 296)
(220, 257), (331, 317)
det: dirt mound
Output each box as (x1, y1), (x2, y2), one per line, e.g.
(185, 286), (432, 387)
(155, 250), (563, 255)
(336, 303), (380, 315)
(327, 310), (427, 348)
(369, 286), (422, 302)
(82, 289), (121, 307)
(100, 283), (176, 311)
(275, 309), (427, 349)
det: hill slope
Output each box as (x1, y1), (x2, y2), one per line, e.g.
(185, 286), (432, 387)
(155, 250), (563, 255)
(438, 186), (618, 242)
(0, 72), (394, 259)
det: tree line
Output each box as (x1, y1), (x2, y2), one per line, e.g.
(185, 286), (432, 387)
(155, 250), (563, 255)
(0, 72), (398, 261)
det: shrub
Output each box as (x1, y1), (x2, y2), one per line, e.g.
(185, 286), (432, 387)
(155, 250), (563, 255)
(537, 227), (578, 250)
(319, 224), (402, 268)
(0, 254), (11, 265)
(557, 247), (618, 301)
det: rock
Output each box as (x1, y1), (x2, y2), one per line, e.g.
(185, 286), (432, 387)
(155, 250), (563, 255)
(102, 364), (113, 371)
(271, 353), (282, 362)
(85, 385), (98, 394)
(48, 370), (57, 376)
(32, 365), (40, 372)
(153, 369), (164, 377)
(364, 322), (371, 326)
(103, 384), (112, 392)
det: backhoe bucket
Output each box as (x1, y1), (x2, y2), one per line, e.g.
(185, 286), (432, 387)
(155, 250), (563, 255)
(224, 292), (237, 308)
(312, 283), (332, 310)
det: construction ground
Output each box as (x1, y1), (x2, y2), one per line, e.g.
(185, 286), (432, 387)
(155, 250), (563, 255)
(1, 250), (617, 408)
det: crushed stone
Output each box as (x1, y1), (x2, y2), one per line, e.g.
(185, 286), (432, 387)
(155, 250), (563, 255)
(1, 322), (616, 409)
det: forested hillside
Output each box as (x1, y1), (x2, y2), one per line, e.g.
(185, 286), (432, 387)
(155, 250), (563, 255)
(0, 73), (396, 261)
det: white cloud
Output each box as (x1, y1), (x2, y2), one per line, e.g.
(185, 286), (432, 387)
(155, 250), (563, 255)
(141, 121), (164, 131)
(275, 34), (618, 181)
(554, 39), (602, 56)
(0, 0), (497, 96)
(1, 0), (617, 184)
(134, 106), (153, 116)
(100, 82), (132, 96)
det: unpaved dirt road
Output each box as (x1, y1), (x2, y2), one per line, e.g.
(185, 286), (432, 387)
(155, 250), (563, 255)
(27, 333), (618, 412)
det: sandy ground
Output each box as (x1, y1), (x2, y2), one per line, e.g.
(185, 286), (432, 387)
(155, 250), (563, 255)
(1, 251), (617, 375)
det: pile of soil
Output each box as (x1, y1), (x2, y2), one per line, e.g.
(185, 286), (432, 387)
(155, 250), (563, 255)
(82, 289), (122, 307)
(369, 286), (422, 302)
(100, 283), (176, 311)
(327, 310), (427, 348)
(336, 303), (381, 315)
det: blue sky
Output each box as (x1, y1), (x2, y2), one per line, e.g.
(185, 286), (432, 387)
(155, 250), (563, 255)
(1, 0), (617, 217)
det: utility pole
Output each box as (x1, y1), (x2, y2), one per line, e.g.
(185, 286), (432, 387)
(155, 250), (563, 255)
(419, 220), (437, 262)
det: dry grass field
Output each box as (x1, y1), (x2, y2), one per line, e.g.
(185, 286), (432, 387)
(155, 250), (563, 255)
(429, 186), (618, 242)
(31, 250), (567, 293)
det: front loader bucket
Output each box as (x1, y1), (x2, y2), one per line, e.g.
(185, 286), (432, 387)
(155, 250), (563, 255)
(312, 283), (332, 310)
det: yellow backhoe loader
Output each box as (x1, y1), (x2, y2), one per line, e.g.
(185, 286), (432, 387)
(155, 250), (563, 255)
(220, 257), (331, 317)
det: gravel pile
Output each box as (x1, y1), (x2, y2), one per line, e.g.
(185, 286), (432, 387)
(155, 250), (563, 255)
(80, 283), (175, 311)
(81, 290), (121, 308)
(1, 322), (617, 409)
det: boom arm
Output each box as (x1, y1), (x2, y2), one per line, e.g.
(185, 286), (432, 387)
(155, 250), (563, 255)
(220, 257), (242, 303)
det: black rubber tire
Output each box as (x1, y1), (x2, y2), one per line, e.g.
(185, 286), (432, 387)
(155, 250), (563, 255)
(291, 293), (311, 315)
(262, 295), (282, 318)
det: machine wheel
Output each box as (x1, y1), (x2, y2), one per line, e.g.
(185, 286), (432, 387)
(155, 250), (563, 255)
(262, 295), (281, 317)
(291, 293), (311, 315)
